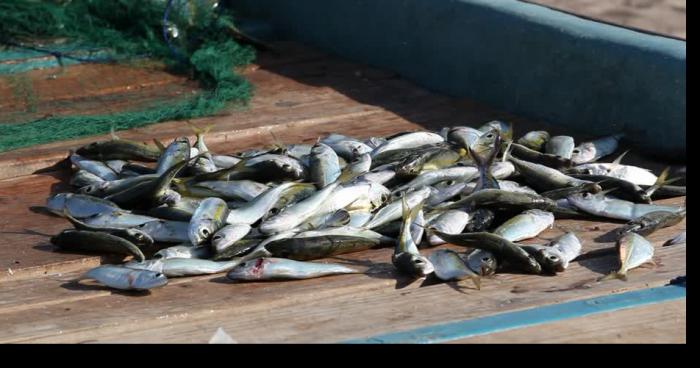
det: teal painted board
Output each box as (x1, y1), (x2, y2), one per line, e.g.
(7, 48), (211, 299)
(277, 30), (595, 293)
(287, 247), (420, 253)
(344, 284), (686, 344)
(232, 0), (686, 160)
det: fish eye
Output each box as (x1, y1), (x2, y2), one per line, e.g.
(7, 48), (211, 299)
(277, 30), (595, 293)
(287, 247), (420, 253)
(155, 273), (163, 277)
(548, 255), (559, 261)
(486, 133), (494, 139)
(269, 207), (280, 215)
(414, 259), (424, 264)
(583, 193), (592, 199)
(446, 180), (456, 186)
(573, 149), (580, 154)
(201, 228), (210, 237)
(213, 234), (223, 240)
(281, 164), (292, 172)
(482, 257), (490, 262)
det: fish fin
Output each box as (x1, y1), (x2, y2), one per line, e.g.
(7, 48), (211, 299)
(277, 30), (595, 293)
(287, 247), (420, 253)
(598, 271), (627, 282)
(110, 126), (119, 140)
(599, 187), (618, 197)
(153, 139), (166, 153)
(267, 130), (287, 153)
(611, 150), (630, 167)
(501, 139), (513, 163)
(62, 208), (91, 230)
(469, 274), (482, 290)
(644, 167), (681, 198)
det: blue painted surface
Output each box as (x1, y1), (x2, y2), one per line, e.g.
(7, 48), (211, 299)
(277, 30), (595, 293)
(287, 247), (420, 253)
(232, 0), (686, 160)
(343, 285), (686, 344)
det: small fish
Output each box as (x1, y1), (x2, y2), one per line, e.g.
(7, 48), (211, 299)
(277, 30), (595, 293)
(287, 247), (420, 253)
(81, 174), (158, 198)
(520, 244), (567, 274)
(428, 249), (481, 289)
(154, 244), (212, 259)
(545, 136), (575, 159)
(265, 235), (382, 261)
(441, 189), (557, 214)
(466, 249), (498, 276)
(125, 258), (240, 277)
(259, 182), (340, 234)
(212, 223), (253, 253)
(601, 232), (655, 281)
(226, 182), (305, 225)
(323, 138), (373, 161)
(46, 193), (121, 218)
(181, 180), (270, 201)
(493, 209), (554, 242)
(618, 209), (686, 237)
(154, 137), (191, 175)
(566, 191), (684, 221)
(468, 128), (501, 191)
(212, 155), (242, 169)
(300, 209), (351, 230)
(447, 126), (482, 151)
(478, 120), (513, 141)
(507, 154), (592, 192)
(136, 220), (190, 243)
(76, 137), (161, 162)
(70, 170), (105, 188)
(396, 147), (461, 178)
(338, 153), (371, 182)
(392, 197), (434, 277)
(548, 232), (582, 269)
(371, 131), (444, 160)
(51, 229), (145, 261)
(463, 208), (496, 233)
(70, 154), (118, 181)
(392, 166), (478, 194)
(310, 142), (341, 188)
(82, 265), (167, 290)
(62, 210), (154, 248)
(571, 134), (623, 164)
(425, 210), (470, 246)
(508, 142), (572, 169)
(189, 197), (230, 245)
(427, 230), (542, 274)
(517, 131), (550, 151)
(364, 187), (432, 229)
(571, 151), (658, 186)
(227, 258), (359, 281)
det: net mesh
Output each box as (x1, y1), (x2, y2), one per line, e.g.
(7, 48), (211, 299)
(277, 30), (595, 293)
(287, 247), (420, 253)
(0, 0), (255, 152)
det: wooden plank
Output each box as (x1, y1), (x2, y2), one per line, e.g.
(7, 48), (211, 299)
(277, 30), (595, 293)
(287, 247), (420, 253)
(0, 244), (684, 343)
(453, 298), (686, 343)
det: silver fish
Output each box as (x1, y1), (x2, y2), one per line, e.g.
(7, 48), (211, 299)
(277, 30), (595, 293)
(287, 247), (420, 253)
(355, 169), (396, 185)
(125, 258), (240, 277)
(136, 220), (190, 243)
(105, 160), (128, 174)
(426, 210), (471, 246)
(154, 244), (212, 260)
(447, 126), (482, 150)
(227, 257), (359, 280)
(393, 166), (479, 194)
(338, 153), (372, 182)
(517, 131), (550, 151)
(324, 139), (373, 161)
(189, 180), (270, 201)
(46, 193), (121, 218)
(545, 136), (575, 159)
(300, 209), (351, 230)
(81, 174), (158, 197)
(155, 137), (190, 175)
(212, 155), (242, 169)
(466, 249), (498, 276)
(259, 182), (340, 234)
(364, 187), (431, 229)
(226, 182), (303, 225)
(189, 197), (230, 245)
(567, 191), (683, 221)
(571, 134), (624, 164)
(428, 249), (481, 289)
(493, 209), (555, 242)
(310, 142), (341, 188)
(392, 197), (434, 277)
(70, 153), (118, 181)
(602, 232), (655, 281)
(71, 170), (105, 188)
(212, 223), (253, 253)
(371, 132), (444, 159)
(82, 265), (167, 291)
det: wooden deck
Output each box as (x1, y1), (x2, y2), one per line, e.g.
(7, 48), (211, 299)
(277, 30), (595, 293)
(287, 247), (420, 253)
(0, 42), (686, 343)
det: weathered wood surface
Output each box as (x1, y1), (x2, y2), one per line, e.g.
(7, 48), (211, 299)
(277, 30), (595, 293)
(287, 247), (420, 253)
(455, 299), (686, 344)
(0, 41), (686, 343)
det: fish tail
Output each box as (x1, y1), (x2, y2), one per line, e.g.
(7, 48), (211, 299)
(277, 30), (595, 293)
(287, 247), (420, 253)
(469, 274), (482, 290)
(611, 150), (630, 166)
(110, 126), (120, 140)
(598, 271), (627, 282)
(645, 167), (681, 198)
(153, 138), (166, 153)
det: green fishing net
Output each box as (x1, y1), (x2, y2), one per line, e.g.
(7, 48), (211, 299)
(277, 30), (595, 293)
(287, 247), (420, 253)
(0, 0), (255, 152)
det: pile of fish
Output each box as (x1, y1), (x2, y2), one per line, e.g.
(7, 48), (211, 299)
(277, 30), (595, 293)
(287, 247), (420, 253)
(44, 121), (686, 291)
